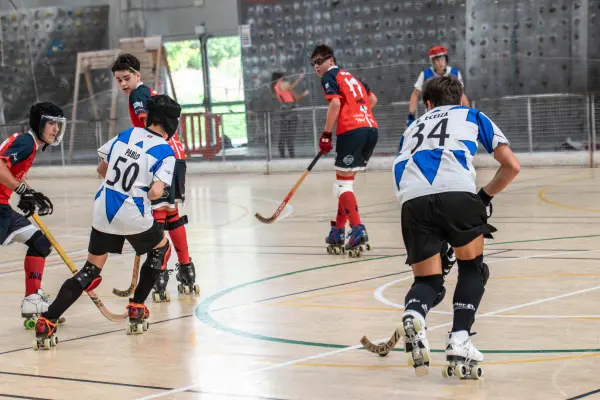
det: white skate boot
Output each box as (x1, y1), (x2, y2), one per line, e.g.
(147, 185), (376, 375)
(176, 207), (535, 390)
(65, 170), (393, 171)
(21, 289), (51, 330)
(399, 310), (431, 377)
(442, 330), (484, 380)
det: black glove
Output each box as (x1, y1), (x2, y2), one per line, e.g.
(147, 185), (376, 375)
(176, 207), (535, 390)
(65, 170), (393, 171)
(15, 183), (53, 218)
(477, 188), (493, 219)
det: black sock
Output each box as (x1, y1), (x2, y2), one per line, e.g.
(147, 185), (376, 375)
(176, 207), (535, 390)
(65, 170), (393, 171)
(43, 277), (83, 320)
(132, 265), (161, 304)
(404, 274), (444, 319)
(452, 254), (486, 333)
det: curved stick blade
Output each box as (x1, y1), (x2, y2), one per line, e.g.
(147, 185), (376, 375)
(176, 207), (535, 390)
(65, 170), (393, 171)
(255, 212), (276, 224)
(112, 256), (140, 297)
(360, 329), (401, 356)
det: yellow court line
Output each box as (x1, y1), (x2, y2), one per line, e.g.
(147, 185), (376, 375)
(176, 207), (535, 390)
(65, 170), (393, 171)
(538, 182), (600, 212)
(276, 287), (376, 305)
(294, 352), (600, 370)
(267, 303), (400, 312)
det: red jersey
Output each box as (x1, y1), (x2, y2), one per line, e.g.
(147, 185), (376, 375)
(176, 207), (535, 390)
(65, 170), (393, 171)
(321, 66), (378, 135)
(128, 83), (186, 160)
(0, 132), (38, 204)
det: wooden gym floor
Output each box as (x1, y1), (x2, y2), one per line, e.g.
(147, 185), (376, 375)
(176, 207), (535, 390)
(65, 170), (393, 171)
(0, 167), (599, 400)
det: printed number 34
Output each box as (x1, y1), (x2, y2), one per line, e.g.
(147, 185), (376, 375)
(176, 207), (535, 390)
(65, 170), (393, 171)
(410, 118), (449, 154)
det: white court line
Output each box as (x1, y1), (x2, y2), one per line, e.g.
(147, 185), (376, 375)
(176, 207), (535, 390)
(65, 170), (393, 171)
(374, 249), (600, 316)
(135, 249), (600, 400)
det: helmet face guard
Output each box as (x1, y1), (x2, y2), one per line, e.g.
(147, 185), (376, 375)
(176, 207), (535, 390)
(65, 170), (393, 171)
(39, 115), (67, 147)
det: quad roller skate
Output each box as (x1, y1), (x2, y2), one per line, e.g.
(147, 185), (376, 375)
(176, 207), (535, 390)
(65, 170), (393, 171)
(345, 224), (371, 258)
(33, 316), (58, 350)
(442, 330), (484, 380)
(176, 260), (199, 295)
(126, 301), (150, 335)
(22, 289), (65, 330)
(152, 269), (171, 303)
(325, 221), (345, 255)
(400, 312), (431, 377)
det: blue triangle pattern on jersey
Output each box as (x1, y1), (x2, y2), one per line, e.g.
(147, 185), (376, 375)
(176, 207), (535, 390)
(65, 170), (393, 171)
(135, 141), (144, 149)
(412, 148), (443, 185)
(117, 128), (134, 145)
(394, 160), (409, 190)
(94, 185), (103, 201)
(451, 150), (469, 171)
(132, 197), (144, 217)
(460, 140), (477, 156)
(105, 187), (129, 223)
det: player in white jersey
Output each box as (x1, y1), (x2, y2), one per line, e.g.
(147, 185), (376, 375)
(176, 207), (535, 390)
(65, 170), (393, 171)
(33, 95), (182, 345)
(393, 76), (520, 378)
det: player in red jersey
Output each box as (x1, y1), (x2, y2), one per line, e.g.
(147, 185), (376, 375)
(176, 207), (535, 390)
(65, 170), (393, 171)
(0, 103), (66, 327)
(110, 54), (195, 301)
(311, 45), (379, 257)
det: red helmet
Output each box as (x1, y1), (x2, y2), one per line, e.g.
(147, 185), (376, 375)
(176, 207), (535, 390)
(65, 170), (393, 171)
(428, 45), (448, 61)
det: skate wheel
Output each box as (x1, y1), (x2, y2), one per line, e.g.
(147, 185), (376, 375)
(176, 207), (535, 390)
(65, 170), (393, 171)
(33, 340), (39, 351)
(24, 318), (36, 330)
(442, 366), (453, 379)
(193, 284), (200, 295)
(126, 324), (132, 335)
(177, 284), (184, 294)
(152, 292), (160, 303)
(456, 363), (467, 378)
(334, 247), (341, 255)
(51, 335), (58, 346)
(327, 246), (332, 254)
(135, 323), (144, 334)
(142, 321), (149, 331)
(165, 292), (171, 302)
(359, 245), (364, 252)
(415, 365), (429, 377)
(183, 286), (190, 295)
(366, 244), (371, 251)
(43, 338), (51, 350)
(471, 366), (483, 380)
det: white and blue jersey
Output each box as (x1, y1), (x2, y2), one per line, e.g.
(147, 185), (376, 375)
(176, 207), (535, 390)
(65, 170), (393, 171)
(95, 127), (175, 235)
(393, 105), (509, 205)
(414, 66), (463, 91)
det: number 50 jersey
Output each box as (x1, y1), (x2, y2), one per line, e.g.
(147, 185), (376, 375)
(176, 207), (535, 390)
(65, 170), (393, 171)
(95, 127), (175, 235)
(393, 105), (509, 206)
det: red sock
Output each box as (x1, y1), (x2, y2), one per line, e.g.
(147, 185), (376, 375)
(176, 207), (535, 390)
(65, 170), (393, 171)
(24, 256), (45, 296)
(152, 209), (167, 226)
(166, 210), (191, 265)
(336, 200), (347, 229)
(337, 175), (361, 227)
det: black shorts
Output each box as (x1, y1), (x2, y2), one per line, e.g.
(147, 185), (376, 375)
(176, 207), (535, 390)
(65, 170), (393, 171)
(88, 222), (164, 256)
(335, 127), (379, 171)
(401, 192), (497, 265)
(0, 204), (37, 245)
(151, 160), (186, 209)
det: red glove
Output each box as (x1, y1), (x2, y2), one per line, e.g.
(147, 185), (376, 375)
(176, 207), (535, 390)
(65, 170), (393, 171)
(319, 132), (333, 155)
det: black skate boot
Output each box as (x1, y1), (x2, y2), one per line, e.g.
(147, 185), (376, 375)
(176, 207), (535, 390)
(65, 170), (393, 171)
(126, 300), (150, 335)
(33, 316), (58, 350)
(152, 269), (171, 303)
(176, 259), (200, 295)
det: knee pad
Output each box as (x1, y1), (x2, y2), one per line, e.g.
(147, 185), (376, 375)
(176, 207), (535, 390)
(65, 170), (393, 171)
(74, 261), (103, 292)
(413, 274), (445, 294)
(143, 240), (171, 271)
(432, 286), (446, 308)
(165, 210), (187, 231)
(333, 179), (354, 198)
(25, 231), (52, 258)
(457, 254), (488, 286)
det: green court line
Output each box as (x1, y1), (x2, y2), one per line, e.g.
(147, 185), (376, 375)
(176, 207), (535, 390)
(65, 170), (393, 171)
(195, 234), (600, 355)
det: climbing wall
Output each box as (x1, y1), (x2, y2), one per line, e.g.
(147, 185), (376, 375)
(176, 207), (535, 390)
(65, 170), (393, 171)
(0, 5), (109, 124)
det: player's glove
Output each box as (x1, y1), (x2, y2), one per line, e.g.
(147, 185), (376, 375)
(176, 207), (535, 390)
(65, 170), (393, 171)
(319, 131), (333, 155)
(15, 183), (53, 218)
(477, 188), (493, 219)
(407, 113), (415, 127)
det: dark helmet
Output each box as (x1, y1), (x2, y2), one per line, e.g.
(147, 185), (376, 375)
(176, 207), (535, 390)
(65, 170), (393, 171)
(146, 95), (182, 140)
(29, 102), (66, 150)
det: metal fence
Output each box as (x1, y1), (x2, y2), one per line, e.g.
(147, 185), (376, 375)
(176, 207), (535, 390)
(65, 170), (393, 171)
(1, 92), (597, 168)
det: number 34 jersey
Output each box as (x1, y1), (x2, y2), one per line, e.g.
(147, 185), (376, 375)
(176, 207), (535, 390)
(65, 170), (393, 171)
(393, 105), (509, 206)
(95, 127), (175, 235)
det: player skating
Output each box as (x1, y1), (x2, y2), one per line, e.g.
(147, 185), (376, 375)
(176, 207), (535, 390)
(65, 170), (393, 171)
(33, 95), (180, 349)
(393, 76), (519, 378)
(0, 103), (66, 329)
(110, 54), (196, 302)
(311, 44), (379, 257)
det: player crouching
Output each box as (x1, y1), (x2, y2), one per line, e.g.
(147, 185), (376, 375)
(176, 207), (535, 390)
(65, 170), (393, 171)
(393, 76), (519, 378)
(33, 95), (181, 348)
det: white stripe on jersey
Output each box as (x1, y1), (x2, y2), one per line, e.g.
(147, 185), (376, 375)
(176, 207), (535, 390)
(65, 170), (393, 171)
(94, 127), (175, 235)
(393, 105), (509, 206)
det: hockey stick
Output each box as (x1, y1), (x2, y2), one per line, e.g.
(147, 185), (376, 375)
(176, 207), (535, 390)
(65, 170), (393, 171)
(112, 255), (140, 297)
(31, 214), (128, 323)
(360, 329), (401, 357)
(255, 152), (323, 224)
